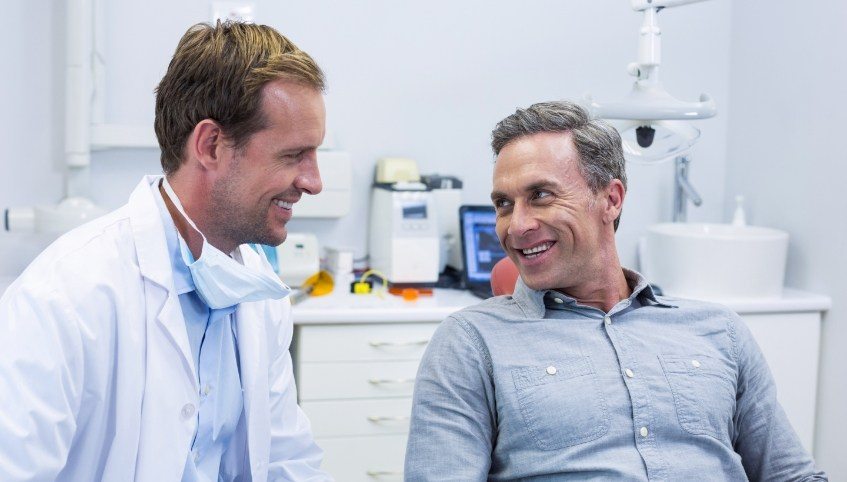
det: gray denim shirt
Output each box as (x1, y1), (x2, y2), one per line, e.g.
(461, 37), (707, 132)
(405, 269), (826, 481)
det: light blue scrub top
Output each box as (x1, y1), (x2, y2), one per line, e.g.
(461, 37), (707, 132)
(153, 183), (245, 481)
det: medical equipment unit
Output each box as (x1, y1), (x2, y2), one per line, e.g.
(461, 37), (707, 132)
(275, 233), (320, 287)
(368, 158), (440, 286)
(422, 174), (464, 272)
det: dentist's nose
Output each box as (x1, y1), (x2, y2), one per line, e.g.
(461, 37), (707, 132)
(295, 152), (323, 195)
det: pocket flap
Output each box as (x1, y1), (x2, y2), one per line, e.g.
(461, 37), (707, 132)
(512, 356), (593, 390)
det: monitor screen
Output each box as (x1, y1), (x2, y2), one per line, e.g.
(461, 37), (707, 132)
(460, 206), (506, 284)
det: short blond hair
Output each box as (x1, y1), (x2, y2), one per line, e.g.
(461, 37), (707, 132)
(154, 21), (325, 174)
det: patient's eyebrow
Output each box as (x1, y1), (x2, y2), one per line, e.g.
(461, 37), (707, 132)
(490, 190), (508, 202)
(525, 180), (558, 193)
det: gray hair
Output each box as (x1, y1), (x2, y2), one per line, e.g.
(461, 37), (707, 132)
(491, 100), (627, 230)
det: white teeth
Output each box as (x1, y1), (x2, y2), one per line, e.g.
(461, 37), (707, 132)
(521, 242), (551, 257)
(274, 199), (293, 209)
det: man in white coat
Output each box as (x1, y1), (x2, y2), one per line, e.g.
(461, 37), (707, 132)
(0, 21), (332, 481)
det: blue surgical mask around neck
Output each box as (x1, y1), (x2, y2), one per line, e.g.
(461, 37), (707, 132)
(160, 177), (290, 309)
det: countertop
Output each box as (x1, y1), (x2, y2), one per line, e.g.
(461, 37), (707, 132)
(292, 287), (832, 325)
(0, 275), (831, 322)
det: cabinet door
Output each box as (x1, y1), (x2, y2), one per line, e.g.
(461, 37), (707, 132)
(299, 360), (420, 400)
(318, 435), (407, 482)
(742, 312), (821, 453)
(302, 398), (413, 437)
(297, 322), (439, 362)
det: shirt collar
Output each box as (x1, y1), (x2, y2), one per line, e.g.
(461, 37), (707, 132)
(150, 177), (195, 295)
(512, 267), (675, 318)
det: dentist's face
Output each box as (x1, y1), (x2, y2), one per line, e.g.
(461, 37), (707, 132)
(491, 132), (606, 292)
(211, 80), (325, 248)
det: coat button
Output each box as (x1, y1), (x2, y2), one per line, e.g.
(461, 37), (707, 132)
(181, 403), (196, 419)
(546, 366), (557, 375)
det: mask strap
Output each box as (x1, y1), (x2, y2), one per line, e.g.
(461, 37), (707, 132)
(161, 177), (207, 241)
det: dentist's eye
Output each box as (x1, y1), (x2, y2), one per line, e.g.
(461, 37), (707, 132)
(532, 190), (551, 200)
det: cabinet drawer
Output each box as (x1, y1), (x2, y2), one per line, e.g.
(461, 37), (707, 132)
(318, 434), (407, 482)
(302, 398), (413, 437)
(296, 323), (438, 362)
(299, 360), (420, 400)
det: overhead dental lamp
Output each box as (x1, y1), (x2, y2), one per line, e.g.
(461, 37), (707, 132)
(585, 0), (716, 162)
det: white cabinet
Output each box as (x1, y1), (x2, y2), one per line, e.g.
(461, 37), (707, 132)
(294, 321), (440, 481)
(738, 311), (822, 453)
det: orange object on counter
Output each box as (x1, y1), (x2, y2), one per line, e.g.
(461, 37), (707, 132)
(388, 286), (433, 300)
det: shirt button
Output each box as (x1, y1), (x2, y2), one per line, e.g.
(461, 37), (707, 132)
(625, 368), (634, 378)
(203, 384), (212, 395)
(640, 426), (649, 438)
(553, 297), (563, 304)
(181, 403), (195, 419)
(546, 366), (558, 375)
(692, 359), (701, 368)
(604, 315), (611, 325)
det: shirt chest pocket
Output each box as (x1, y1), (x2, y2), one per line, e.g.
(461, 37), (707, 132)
(511, 356), (610, 451)
(659, 354), (737, 441)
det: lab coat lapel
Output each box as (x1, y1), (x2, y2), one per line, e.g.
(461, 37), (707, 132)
(235, 255), (271, 480)
(128, 175), (198, 480)
(128, 175), (197, 383)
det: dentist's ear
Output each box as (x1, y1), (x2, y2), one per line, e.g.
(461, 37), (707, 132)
(188, 119), (225, 171)
(603, 179), (626, 227)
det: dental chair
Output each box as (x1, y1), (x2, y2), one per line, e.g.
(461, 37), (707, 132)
(490, 257), (520, 296)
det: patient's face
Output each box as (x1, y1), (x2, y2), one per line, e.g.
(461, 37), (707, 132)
(491, 132), (605, 292)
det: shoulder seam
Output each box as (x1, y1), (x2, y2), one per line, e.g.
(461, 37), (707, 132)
(451, 314), (495, 378)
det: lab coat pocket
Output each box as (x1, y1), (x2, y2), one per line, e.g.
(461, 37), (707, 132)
(659, 354), (736, 441)
(511, 356), (610, 451)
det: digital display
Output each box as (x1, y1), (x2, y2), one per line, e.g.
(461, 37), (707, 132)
(402, 203), (427, 219)
(461, 209), (506, 283)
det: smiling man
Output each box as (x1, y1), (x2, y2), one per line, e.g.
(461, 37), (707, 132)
(0, 22), (331, 481)
(404, 101), (826, 481)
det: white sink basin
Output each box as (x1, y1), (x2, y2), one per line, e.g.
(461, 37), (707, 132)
(639, 223), (789, 300)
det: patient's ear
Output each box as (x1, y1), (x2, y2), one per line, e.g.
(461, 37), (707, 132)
(602, 179), (625, 226)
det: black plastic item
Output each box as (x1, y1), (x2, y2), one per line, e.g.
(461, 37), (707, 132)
(636, 125), (656, 148)
(421, 174), (463, 190)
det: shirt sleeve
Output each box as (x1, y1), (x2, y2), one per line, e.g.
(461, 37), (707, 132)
(730, 314), (828, 481)
(404, 315), (496, 482)
(266, 301), (333, 481)
(0, 282), (83, 481)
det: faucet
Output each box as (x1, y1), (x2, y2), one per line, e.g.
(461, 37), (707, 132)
(673, 155), (702, 222)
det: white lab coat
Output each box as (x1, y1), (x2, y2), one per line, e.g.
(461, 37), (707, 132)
(0, 176), (330, 481)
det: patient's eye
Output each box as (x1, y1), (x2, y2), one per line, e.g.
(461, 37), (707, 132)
(532, 190), (552, 201)
(493, 197), (513, 210)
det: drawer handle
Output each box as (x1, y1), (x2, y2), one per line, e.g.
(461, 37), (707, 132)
(368, 377), (416, 385)
(369, 339), (429, 347)
(367, 415), (411, 423)
(366, 469), (403, 477)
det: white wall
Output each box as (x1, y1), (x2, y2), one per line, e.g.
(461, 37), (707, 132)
(725, 0), (847, 478)
(0, 0), (733, 274)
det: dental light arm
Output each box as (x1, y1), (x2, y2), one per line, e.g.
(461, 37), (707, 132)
(585, 0), (715, 161)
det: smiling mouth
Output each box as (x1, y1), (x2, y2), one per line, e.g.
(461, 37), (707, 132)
(519, 241), (554, 259)
(273, 199), (294, 210)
